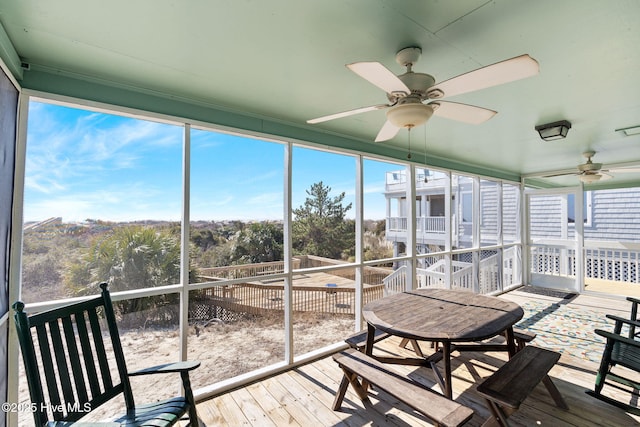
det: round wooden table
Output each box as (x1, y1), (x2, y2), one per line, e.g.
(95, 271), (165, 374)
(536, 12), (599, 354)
(363, 288), (524, 398)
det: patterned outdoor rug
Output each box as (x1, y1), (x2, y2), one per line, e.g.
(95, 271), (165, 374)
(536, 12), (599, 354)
(515, 300), (615, 363)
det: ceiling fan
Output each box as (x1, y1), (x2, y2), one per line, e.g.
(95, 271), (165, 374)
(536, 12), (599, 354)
(543, 151), (640, 184)
(307, 47), (540, 142)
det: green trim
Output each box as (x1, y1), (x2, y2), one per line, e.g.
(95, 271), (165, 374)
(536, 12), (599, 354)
(21, 67), (521, 182)
(524, 177), (640, 191)
(587, 178), (640, 191)
(0, 21), (23, 80)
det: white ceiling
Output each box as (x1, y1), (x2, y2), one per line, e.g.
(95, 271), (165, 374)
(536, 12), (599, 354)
(1, 0), (639, 187)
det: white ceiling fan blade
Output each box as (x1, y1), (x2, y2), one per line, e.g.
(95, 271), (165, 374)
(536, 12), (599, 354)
(375, 120), (400, 142)
(541, 171), (579, 178)
(430, 101), (497, 124)
(604, 167), (640, 173)
(428, 54), (539, 99)
(347, 62), (411, 95)
(307, 104), (389, 124)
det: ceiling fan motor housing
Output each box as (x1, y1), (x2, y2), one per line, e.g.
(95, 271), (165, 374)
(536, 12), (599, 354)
(579, 162), (602, 172)
(394, 72), (436, 100)
(579, 151), (602, 172)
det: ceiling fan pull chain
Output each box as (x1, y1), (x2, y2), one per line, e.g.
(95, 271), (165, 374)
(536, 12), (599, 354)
(407, 126), (412, 159)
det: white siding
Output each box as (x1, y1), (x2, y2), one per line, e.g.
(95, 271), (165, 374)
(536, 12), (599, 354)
(588, 188), (640, 241)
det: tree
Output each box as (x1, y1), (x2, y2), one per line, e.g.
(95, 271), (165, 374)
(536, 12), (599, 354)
(65, 225), (196, 327)
(231, 222), (283, 264)
(66, 226), (182, 293)
(292, 181), (354, 259)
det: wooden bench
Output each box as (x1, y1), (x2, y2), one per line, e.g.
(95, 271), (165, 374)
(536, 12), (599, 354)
(333, 348), (474, 427)
(476, 346), (568, 427)
(345, 329), (426, 356)
(512, 328), (536, 351)
(499, 327), (536, 352)
(345, 328), (391, 350)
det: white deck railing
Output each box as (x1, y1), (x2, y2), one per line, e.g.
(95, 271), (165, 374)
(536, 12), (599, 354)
(530, 241), (640, 283)
(383, 247), (519, 295)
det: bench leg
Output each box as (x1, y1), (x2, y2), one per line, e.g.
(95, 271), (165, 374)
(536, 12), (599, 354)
(409, 339), (424, 357)
(362, 324), (377, 392)
(502, 330), (525, 352)
(504, 327), (517, 358)
(334, 367), (371, 410)
(399, 338), (425, 357)
(542, 375), (569, 410)
(332, 373), (350, 410)
(481, 399), (513, 427)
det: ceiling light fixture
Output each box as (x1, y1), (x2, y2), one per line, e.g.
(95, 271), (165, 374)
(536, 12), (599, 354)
(579, 173), (601, 184)
(535, 120), (571, 141)
(615, 125), (640, 136)
(386, 103), (434, 129)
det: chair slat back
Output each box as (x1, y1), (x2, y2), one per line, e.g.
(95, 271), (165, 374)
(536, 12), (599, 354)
(13, 284), (133, 426)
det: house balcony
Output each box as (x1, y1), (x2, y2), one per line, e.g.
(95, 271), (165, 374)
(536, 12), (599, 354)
(184, 290), (638, 426)
(386, 215), (449, 245)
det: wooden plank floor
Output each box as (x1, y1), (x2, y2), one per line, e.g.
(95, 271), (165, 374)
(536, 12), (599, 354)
(189, 290), (640, 426)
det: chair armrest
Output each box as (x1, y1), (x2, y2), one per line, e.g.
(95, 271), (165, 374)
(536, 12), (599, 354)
(48, 423), (120, 426)
(129, 360), (201, 376)
(605, 314), (640, 329)
(627, 296), (640, 305)
(595, 329), (640, 348)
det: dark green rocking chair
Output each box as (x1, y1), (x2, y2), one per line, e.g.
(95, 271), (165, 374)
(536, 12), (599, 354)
(587, 314), (640, 415)
(13, 282), (201, 426)
(627, 296), (640, 339)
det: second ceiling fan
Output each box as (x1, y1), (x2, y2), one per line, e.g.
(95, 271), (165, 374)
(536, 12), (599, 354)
(308, 47), (540, 142)
(543, 151), (640, 184)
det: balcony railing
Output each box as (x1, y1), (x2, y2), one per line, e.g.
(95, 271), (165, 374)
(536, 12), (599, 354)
(387, 216), (447, 233)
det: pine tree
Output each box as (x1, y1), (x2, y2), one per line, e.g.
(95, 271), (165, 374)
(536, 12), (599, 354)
(292, 181), (354, 259)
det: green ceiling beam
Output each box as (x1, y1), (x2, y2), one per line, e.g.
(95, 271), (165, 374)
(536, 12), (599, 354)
(0, 21), (23, 80)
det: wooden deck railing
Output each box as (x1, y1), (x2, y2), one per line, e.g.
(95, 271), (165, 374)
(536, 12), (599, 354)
(199, 259), (300, 280)
(194, 257), (390, 319)
(195, 282), (384, 317)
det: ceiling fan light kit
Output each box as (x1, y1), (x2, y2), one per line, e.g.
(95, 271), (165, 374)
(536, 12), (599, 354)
(386, 102), (434, 128)
(579, 173), (601, 184)
(308, 46), (540, 142)
(535, 120), (571, 141)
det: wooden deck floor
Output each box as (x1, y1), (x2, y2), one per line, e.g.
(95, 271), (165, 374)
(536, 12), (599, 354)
(188, 290), (640, 426)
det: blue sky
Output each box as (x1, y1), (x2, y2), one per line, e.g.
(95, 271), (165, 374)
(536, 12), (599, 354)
(24, 101), (403, 223)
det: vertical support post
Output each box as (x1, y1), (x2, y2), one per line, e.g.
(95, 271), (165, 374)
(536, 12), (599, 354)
(283, 142), (293, 363)
(7, 91), (29, 427)
(560, 194), (569, 276)
(575, 186), (585, 292)
(497, 181), (504, 292)
(521, 180), (529, 287)
(179, 124), (190, 364)
(445, 171), (452, 289)
(354, 156), (364, 331)
(472, 177), (480, 293)
(407, 165), (416, 290)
